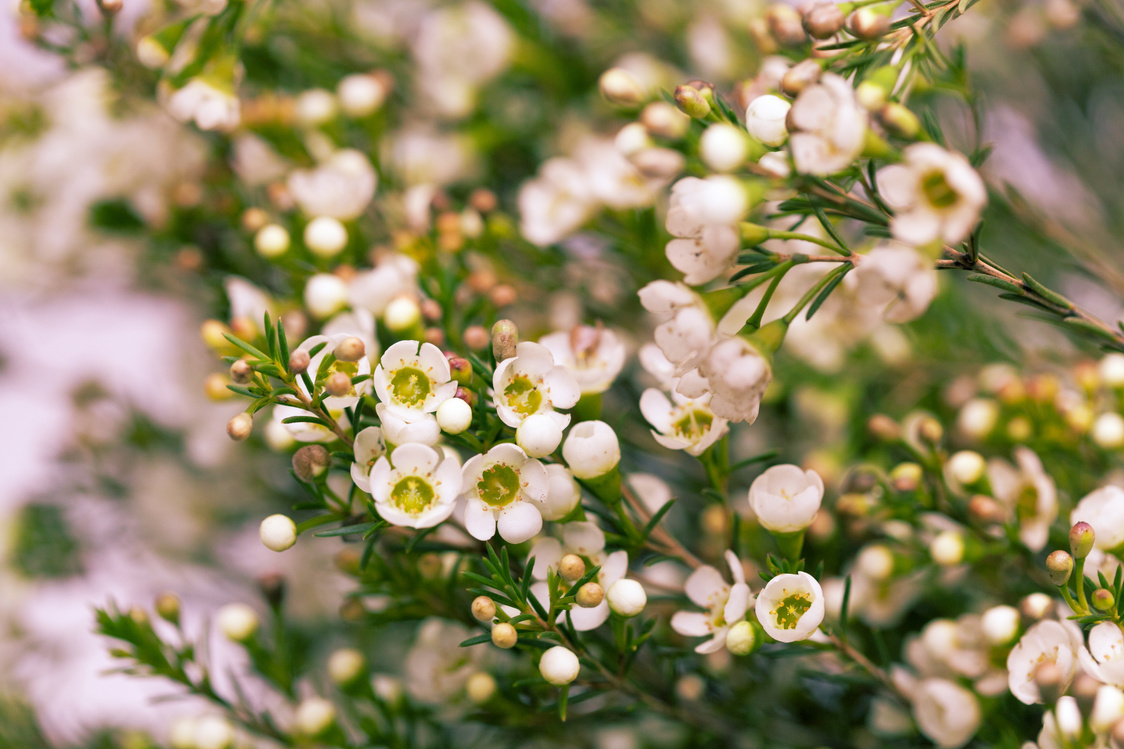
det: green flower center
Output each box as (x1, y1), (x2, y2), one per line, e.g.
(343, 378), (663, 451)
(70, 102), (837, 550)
(478, 464), (520, 508)
(390, 477), (436, 516)
(772, 591), (812, 630)
(1016, 485), (1039, 521)
(921, 169), (958, 209)
(389, 366), (431, 407)
(503, 374), (543, 417)
(672, 408), (713, 440)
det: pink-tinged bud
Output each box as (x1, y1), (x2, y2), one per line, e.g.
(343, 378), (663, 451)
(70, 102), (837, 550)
(1046, 550), (1074, 586)
(802, 1), (845, 39)
(289, 349), (311, 374)
(227, 412), (253, 441)
(292, 444), (330, 482)
(334, 336), (365, 362)
(1071, 521), (1095, 560)
(448, 356), (473, 385)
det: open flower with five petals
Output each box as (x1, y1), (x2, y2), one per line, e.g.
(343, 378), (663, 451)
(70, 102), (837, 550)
(492, 342), (580, 431)
(639, 388), (728, 456)
(461, 444), (549, 544)
(368, 443), (462, 529)
(755, 571), (826, 643)
(373, 340), (458, 423)
(670, 551), (752, 653)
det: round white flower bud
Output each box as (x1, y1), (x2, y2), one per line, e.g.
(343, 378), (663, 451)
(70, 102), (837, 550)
(726, 620), (757, 655)
(606, 579), (647, 617)
(304, 273), (348, 319)
(1100, 353), (1124, 388)
(328, 648), (366, 686)
(295, 697), (336, 736)
(1093, 412), (1124, 449)
(856, 544), (894, 581)
(338, 74), (388, 118)
(699, 123), (749, 172)
(436, 398), (473, 435)
(384, 296), (421, 332)
(562, 420), (621, 479)
(1092, 685), (1124, 733)
(296, 88), (337, 126)
(466, 671), (497, 704)
(194, 715), (234, 749)
(598, 68), (644, 107)
(957, 398), (998, 440)
(745, 95), (791, 147)
(539, 646), (580, 686)
(259, 514), (297, 552)
(516, 413), (563, 458)
(980, 605), (1020, 646)
(1055, 696), (1082, 737)
(304, 216), (348, 258)
(615, 122), (651, 157)
(254, 224), (290, 258)
(541, 464), (581, 521)
(948, 450), (985, 485)
(1020, 592), (1053, 619)
(930, 531), (965, 566)
(216, 602), (259, 642)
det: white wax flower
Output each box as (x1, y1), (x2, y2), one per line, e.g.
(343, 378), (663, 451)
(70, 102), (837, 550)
(878, 143), (986, 247)
(530, 521), (628, 630)
(987, 447), (1057, 552)
(288, 149), (377, 221)
(373, 340), (457, 423)
(539, 646), (580, 686)
(304, 216), (348, 258)
(538, 326), (627, 395)
(1081, 621), (1124, 686)
(699, 123), (748, 172)
(562, 420), (621, 479)
(349, 254), (420, 316)
(367, 443), (461, 529)
(327, 648), (366, 686)
(254, 224), (289, 258)
(853, 245), (939, 323)
(1101, 353), (1124, 387)
(755, 571), (825, 643)
(338, 73), (389, 118)
(697, 337), (772, 423)
(1092, 685), (1124, 733)
(912, 678), (982, 749)
(745, 94), (791, 147)
(376, 405), (441, 446)
(436, 398), (473, 435)
(1006, 619), (1084, 704)
(296, 332), (373, 411)
(640, 388), (729, 456)
(540, 464), (582, 521)
(295, 697), (336, 736)
(670, 551), (752, 653)
(405, 619), (480, 702)
(748, 464), (825, 533)
(1036, 696), (1083, 749)
(518, 157), (596, 247)
(980, 605), (1020, 646)
(216, 602), (259, 642)
(1071, 486), (1124, 551)
(304, 273), (349, 319)
(295, 88), (337, 126)
(516, 413), (564, 458)
(787, 74), (867, 176)
(461, 444), (549, 543)
(259, 514), (297, 552)
(607, 579), (647, 617)
(493, 341), (580, 430)
(167, 78), (240, 132)
(664, 177), (744, 285)
(638, 281), (715, 374)
(193, 716), (234, 749)
(1094, 412), (1124, 448)
(350, 427), (385, 492)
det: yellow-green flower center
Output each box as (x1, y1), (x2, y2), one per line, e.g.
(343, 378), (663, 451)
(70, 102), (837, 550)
(478, 464), (520, 508)
(921, 169), (958, 209)
(389, 366), (431, 407)
(672, 408), (713, 440)
(390, 477), (436, 516)
(503, 374), (543, 417)
(772, 591), (812, 630)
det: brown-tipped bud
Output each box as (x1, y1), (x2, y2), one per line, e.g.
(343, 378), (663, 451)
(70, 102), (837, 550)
(293, 444), (330, 482)
(472, 596), (496, 622)
(1071, 521), (1096, 560)
(890, 462), (922, 492)
(867, 413), (901, 441)
(420, 298), (443, 322)
(325, 371), (352, 397)
(289, 349), (311, 374)
(491, 319), (518, 362)
(781, 59), (822, 98)
(848, 7), (890, 39)
(334, 336), (365, 363)
(155, 592), (180, 624)
(802, 1), (845, 39)
(469, 188), (498, 214)
(1046, 550), (1074, 586)
(230, 359), (254, 384)
(767, 4), (807, 45)
(98, 0), (123, 16)
(674, 85), (711, 119)
(576, 582), (604, 608)
(559, 554), (586, 582)
(1034, 661), (1064, 704)
(599, 68), (645, 107)
(448, 356), (473, 385)
(455, 387), (478, 408)
(227, 412), (253, 441)
(685, 80), (716, 102)
(464, 325), (490, 351)
(1094, 588), (1116, 611)
(641, 101), (690, 139)
(967, 495), (1005, 524)
(491, 622), (518, 649)
(258, 572), (286, 608)
(879, 102), (921, 139)
(491, 284), (517, 307)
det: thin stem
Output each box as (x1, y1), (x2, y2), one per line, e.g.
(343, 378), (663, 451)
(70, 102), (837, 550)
(781, 264), (851, 325)
(764, 229), (849, 256)
(827, 634), (908, 702)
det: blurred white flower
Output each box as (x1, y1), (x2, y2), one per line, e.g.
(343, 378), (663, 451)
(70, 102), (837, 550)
(696, 337), (772, 423)
(670, 551), (751, 653)
(405, 618), (481, 703)
(348, 254), (420, 317)
(912, 678), (981, 748)
(987, 447), (1057, 552)
(166, 79), (240, 132)
(518, 157), (596, 247)
(746, 94), (791, 148)
(1006, 619), (1084, 704)
(1081, 621), (1124, 686)
(1071, 486), (1124, 551)
(638, 281), (715, 374)
(853, 245), (939, 323)
(539, 325), (626, 395)
(788, 73), (867, 176)
(287, 149), (377, 221)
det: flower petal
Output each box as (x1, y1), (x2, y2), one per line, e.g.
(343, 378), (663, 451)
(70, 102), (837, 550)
(464, 499), (496, 541)
(497, 501), (543, 544)
(670, 611), (712, 637)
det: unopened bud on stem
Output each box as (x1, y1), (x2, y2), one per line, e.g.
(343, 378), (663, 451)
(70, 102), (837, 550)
(334, 337), (365, 362)
(576, 582), (604, 608)
(230, 359), (253, 384)
(1071, 521), (1095, 560)
(227, 412), (253, 441)
(1046, 550), (1074, 586)
(559, 554), (586, 582)
(292, 444), (330, 481)
(289, 349), (311, 374)
(802, 1), (845, 39)
(472, 596), (496, 622)
(491, 622), (517, 649)
(492, 319), (518, 362)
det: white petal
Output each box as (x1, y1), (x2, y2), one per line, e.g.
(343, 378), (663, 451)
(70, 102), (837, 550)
(497, 501), (543, 544)
(684, 564), (730, 609)
(464, 499), (496, 541)
(670, 611), (712, 637)
(544, 366), (581, 409)
(639, 389), (674, 433)
(530, 538), (563, 580)
(391, 442), (440, 475)
(562, 521), (606, 556)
